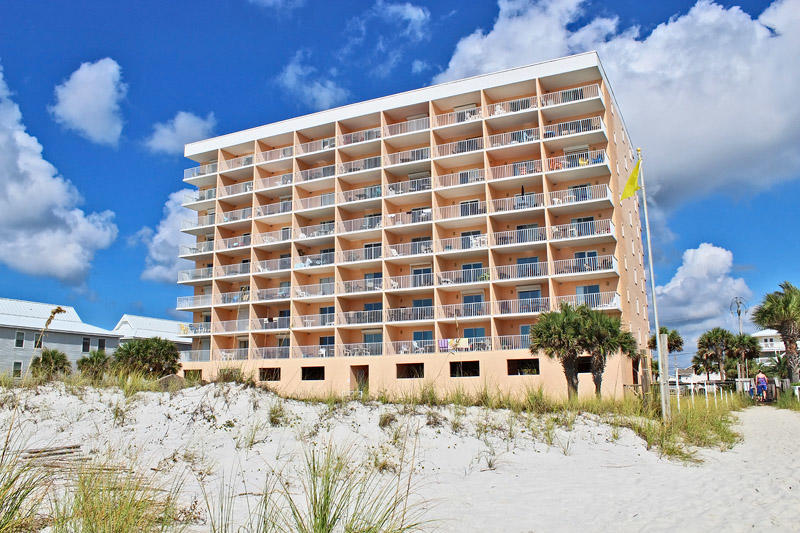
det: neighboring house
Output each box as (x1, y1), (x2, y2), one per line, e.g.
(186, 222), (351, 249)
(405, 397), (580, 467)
(112, 314), (191, 351)
(0, 297), (121, 377)
(752, 329), (784, 365)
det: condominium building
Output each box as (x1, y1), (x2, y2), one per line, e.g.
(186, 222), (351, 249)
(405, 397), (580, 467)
(177, 51), (650, 398)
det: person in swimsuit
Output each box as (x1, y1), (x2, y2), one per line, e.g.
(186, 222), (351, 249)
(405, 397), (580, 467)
(756, 371), (769, 402)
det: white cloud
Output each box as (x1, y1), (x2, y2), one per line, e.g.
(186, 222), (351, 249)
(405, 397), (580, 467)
(132, 190), (193, 283)
(0, 64), (117, 283)
(434, 0), (800, 212)
(376, 0), (431, 41)
(145, 111), (216, 155)
(276, 51), (349, 111)
(411, 59), (430, 74)
(50, 58), (127, 146)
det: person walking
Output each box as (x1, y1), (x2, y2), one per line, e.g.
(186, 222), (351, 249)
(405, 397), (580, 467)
(755, 370), (769, 402)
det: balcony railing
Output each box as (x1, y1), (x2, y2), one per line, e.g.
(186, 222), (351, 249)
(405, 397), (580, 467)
(178, 267), (213, 282)
(298, 137), (335, 155)
(296, 223), (335, 239)
(340, 278), (383, 293)
(438, 268), (491, 285)
(384, 209), (432, 226)
(435, 137), (483, 158)
(217, 290), (252, 305)
(341, 342), (383, 357)
(251, 317), (291, 331)
(339, 247), (382, 263)
(440, 302), (490, 318)
(490, 158), (542, 180)
(180, 241), (214, 256)
(491, 227), (547, 246)
(488, 127), (540, 148)
(184, 161), (217, 180)
(496, 335), (529, 351)
(339, 126), (381, 146)
(492, 193), (545, 213)
(256, 200), (292, 218)
(549, 219), (613, 240)
(339, 216), (382, 233)
(176, 294), (212, 309)
(542, 117), (603, 139)
(253, 346), (290, 359)
(386, 240), (433, 257)
(386, 272), (434, 290)
(214, 319), (250, 333)
(539, 83), (600, 108)
(546, 150), (607, 172)
(338, 309), (383, 325)
(552, 255), (615, 275)
(387, 340), (435, 355)
(294, 282), (335, 298)
(494, 298), (550, 315)
(384, 147), (430, 166)
(555, 291), (619, 310)
(386, 306), (434, 322)
(219, 207), (252, 224)
(256, 257), (291, 273)
(220, 181), (252, 198)
(549, 184), (610, 206)
(218, 348), (249, 361)
(487, 95), (537, 116)
(436, 168), (484, 188)
(295, 345), (335, 358)
(219, 154), (254, 172)
(438, 233), (488, 252)
(297, 165), (336, 182)
(256, 173), (293, 190)
(385, 117), (430, 137)
(434, 107), (482, 128)
(215, 262), (251, 278)
(444, 336), (493, 352)
(181, 214), (215, 230)
(217, 235), (251, 251)
(386, 177), (431, 196)
(297, 193), (335, 211)
(438, 201), (487, 219)
(181, 349), (211, 362)
(494, 262), (548, 280)
(338, 156), (381, 174)
(340, 185), (381, 203)
(254, 287), (291, 301)
(253, 229), (292, 246)
(255, 146), (294, 163)
(295, 252), (335, 269)
(294, 313), (335, 328)
(185, 188), (216, 203)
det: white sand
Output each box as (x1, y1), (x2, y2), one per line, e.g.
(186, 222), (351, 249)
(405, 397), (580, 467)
(2, 383), (798, 532)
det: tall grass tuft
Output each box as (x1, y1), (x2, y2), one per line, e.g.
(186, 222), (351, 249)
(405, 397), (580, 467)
(0, 418), (48, 532)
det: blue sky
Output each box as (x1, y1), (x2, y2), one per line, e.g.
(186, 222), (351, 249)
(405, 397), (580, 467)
(0, 0), (797, 364)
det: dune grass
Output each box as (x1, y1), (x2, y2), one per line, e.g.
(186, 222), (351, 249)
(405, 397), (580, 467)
(0, 418), (49, 532)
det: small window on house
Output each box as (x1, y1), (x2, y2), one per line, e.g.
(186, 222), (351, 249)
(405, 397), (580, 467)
(82, 337), (90, 353)
(450, 361), (479, 377)
(302, 366), (325, 381)
(12, 361), (22, 378)
(35, 333), (43, 348)
(576, 356), (592, 373)
(507, 359), (540, 376)
(97, 339), (106, 352)
(397, 363), (424, 379)
(259, 368), (281, 382)
(14, 331), (24, 348)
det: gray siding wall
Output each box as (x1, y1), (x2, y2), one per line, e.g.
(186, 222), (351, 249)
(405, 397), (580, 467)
(0, 326), (120, 376)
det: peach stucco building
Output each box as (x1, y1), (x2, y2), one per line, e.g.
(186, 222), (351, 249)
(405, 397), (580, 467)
(177, 51), (650, 399)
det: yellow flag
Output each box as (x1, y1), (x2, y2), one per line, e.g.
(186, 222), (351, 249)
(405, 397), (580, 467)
(621, 159), (641, 202)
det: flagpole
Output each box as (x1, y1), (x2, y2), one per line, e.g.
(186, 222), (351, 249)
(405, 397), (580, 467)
(637, 148), (670, 420)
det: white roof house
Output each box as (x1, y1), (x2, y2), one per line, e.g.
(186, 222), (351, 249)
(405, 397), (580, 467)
(752, 329), (784, 354)
(0, 297), (119, 337)
(113, 314), (190, 346)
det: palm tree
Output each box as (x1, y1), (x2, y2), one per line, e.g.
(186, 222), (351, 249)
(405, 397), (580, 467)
(696, 328), (734, 380)
(529, 303), (584, 399)
(752, 281), (800, 382)
(30, 348), (71, 379)
(763, 354), (789, 379)
(728, 334), (760, 378)
(579, 308), (638, 397)
(77, 350), (110, 380)
(648, 326), (684, 355)
(692, 350), (718, 381)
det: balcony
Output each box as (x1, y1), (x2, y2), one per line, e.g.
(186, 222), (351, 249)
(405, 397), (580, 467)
(542, 117), (605, 149)
(384, 117), (430, 137)
(338, 156), (381, 175)
(488, 127), (540, 148)
(255, 146), (294, 164)
(215, 263), (250, 279)
(298, 137), (335, 155)
(444, 336), (493, 352)
(386, 176), (431, 196)
(555, 291), (620, 310)
(490, 158), (543, 181)
(256, 200), (292, 218)
(184, 188), (216, 204)
(338, 309), (383, 326)
(440, 302), (490, 319)
(296, 222), (335, 240)
(438, 234), (488, 253)
(384, 147), (430, 166)
(386, 306), (434, 322)
(176, 294), (212, 309)
(386, 272), (434, 290)
(297, 193), (335, 211)
(253, 346), (290, 359)
(294, 251), (335, 269)
(294, 313), (336, 329)
(340, 278), (383, 294)
(385, 209), (432, 227)
(255, 257), (291, 274)
(341, 342), (383, 357)
(181, 214), (215, 231)
(486, 95), (537, 117)
(218, 348), (249, 361)
(217, 235), (251, 252)
(294, 282), (335, 298)
(214, 319), (250, 334)
(385, 240), (433, 258)
(184, 161), (218, 180)
(490, 227), (547, 247)
(436, 168), (484, 189)
(256, 173), (293, 191)
(251, 317), (291, 331)
(338, 247), (382, 263)
(494, 297), (550, 315)
(254, 287), (291, 302)
(339, 185), (381, 203)
(434, 137), (483, 158)
(491, 193), (545, 214)
(548, 184), (611, 210)
(552, 255), (617, 280)
(219, 207), (252, 225)
(387, 340), (435, 355)
(220, 181), (253, 199)
(179, 241), (214, 257)
(253, 229), (292, 246)
(339, 216), (382, 234)
(437, 201), (487, 220)
(339, 126), (381, 146)
(217, 290), (252, 306)
(496, 335), (529, 351)
(178, 267), (213, 283)
(295, 344), (335, 358)
(539, 84), (601, 117)
(219, 154), (255, 173)
(494, 262), (548, 281)
(549, 219), (614, 243)
(181, 349), (211, 362)
(438, 268), (490, 285)
(297, 165), (336, 182)
(434, 108), (482, 128)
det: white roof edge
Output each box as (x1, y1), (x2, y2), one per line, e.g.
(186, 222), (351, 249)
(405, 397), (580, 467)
(184, 51), (602, 158)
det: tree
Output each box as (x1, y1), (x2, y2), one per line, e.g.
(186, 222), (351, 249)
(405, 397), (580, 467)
(692, 350), (718, 381)
(763, 354), (789, 380)
(113, 338), (180, 377)
(728, 334), (761, 378)
(529, 303), (584, 399)
(77, 350), (110, 380)
(724, 357), (761, 380)
(648, 326), (684, 355)
(30, 348), (71, 379)
(579, 308), (638, 397)
(752, 281), (800, 382)
(696, 328), (734, 380)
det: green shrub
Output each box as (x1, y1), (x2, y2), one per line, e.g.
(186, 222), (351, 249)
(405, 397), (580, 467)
(30, 348), (71, 380)
(76, 350), (110, 381)
(112, 338), (179, 378)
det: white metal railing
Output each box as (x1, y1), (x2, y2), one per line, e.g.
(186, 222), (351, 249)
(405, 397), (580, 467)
(494, 298), (550, 315)
(176, 294), (212, 308)
(386, 240), (433, 257)
(542, 117), (603, 140)
(438, 234), (488, 252)
(386, 177), (431, 196)
(255, 173), (293, 190)
(340, 278), (383, 293)
(298, 137), (335, 155)
(387, 340), (435, 355)
(341, 342), (383, 357)
(296, 222), (335, 239)
(436, 168), (484, 188)
(338, 156), (381, 174)
(552, 255), (615, 275)
(496, 335), (529, 351)
(253, 346), (290, 359)
(253, 229), (292, 246)
(438, 268), (491, 285)
(180, 241), (214, 256)
(384, 209), (432, 226)
(487, 95), (537, 116)
(438, 201), (487, 219)
(549, 184), (610, 205)
(444, 336), (493, 352)
(339, 185), (382, 203)
(219, 154), (254, 172)
(556, 291), (619, 309)
(294, 251), (335, 268)
(297, 165), (336, 182)
(435, 137), (483, 158)
(294, 314), (336, 328)
(539, 83), (600, 108)
(549, 219), (613, 240)
(251, 317), (291, 331)
(434, 107), (482, 128)
(220, 181), (252, 198)
(256, 257), (291, 273)
(440, 302), (490, 318)
(256, 200), (292, 218)
(254, 287), (291, 301)
(339, 216), (382, 233)
(178, 267), (213, 282)
(295, 344), (335, 358)
(214, 319), (250, 334)
(185, 188), (216, 203)
(217, 290), (251, 305)
(386, 272), (434, 290)
(386, 306), (435, 322)
(494, 262), (548, 280)
(298, 193), (335, 211)
(491, 227), (547, 246)
(219, 207), (252, 224)
(339, 247), (382, 263)
(546, 150), (607, 172)
(490, 159), (542, 180)
(181, 349), (211, 362)
(384, 147), (430, 166)
(338, 309), (383, 325)
(218, 348), (249, 361)
(339, 127), (381, 146)
(181, 322), (208, 336)
(294, 282), (335, 298)
(184, 161), (217, 180)
(182, 214), (215, 230)
(384, 117), (429, 137)
(492, 193), (545, 212)
(489, 127), (540, 148)
(215, 262), (251, 278)
(216, 235), (251, 251)
(256, 146), (294, 163)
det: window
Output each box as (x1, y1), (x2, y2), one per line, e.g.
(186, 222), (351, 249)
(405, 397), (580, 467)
(259, 368), (281, 382)
(461, 262), (484, 283)
(463, 293), (484, 316)
(450, 361), (480, 377)
(98, 339), (106, 352)
(364, 271), (382, 290)
(12, 361), (22, 378)
(319, 335), (334, 356)
(411, 266), (432, 287)
(460, 199), (481, 217)
(520, 324), (531, 336)
(302, 366), (325, 380)
(576, 285), (600, 306)
(364, 242), (382, 259)
(34, 333), (43, 349)
(413, 298), (432, 308)
(14, 331), (24, 348)
(363, 331), (383, 344)
(412, 330), (434, 353)
(82, 337), (90, 353)
(397, 363), (424, 379)
(508, 359), (539, 376)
